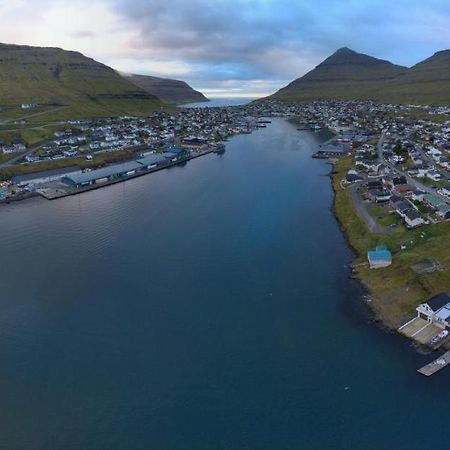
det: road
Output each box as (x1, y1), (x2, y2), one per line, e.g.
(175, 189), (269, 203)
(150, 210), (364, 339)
(0, 143), (46, 168)
(377, 130), (449, 203)
(0, 106), (69, 126)
(350, 182), (391, 235)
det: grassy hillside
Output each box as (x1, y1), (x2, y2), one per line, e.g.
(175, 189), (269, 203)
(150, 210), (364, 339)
(271, 47), (450, 105)
(273, 48), (407, 102)
(124, 73), (209, 104)
(0, 43), (168, 117)
(333, 157), (450, 328)
(380, 50), (450, 104)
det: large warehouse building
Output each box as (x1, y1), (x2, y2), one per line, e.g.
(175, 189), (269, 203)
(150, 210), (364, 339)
(62, 154), (172, 188)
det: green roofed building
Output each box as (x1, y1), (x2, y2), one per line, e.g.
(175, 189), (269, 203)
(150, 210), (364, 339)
(368, 245), (392, 269)
(63, 161), (143, 188)
(62, 154), (172, 188)
(137, 154), (167, 169)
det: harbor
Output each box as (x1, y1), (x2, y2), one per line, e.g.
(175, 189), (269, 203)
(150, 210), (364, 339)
(2, 117), (450, 450)
(36, 146), (218, 200)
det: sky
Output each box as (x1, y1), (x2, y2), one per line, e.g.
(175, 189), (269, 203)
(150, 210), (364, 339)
(1, 0), (450, 97)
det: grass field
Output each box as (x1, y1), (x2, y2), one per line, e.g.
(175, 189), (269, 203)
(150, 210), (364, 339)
(333, 156), (450, 328)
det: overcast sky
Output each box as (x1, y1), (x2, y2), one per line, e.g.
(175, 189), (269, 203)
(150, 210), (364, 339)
(1, 0), (450, 97)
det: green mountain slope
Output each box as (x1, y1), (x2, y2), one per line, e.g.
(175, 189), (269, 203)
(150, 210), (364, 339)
(273, 47), (408, 102)
(380, 50), (450, 104)
(124, 73), (209, 104)
(0, 43), (166, 117)
(270, 47), (450, 105)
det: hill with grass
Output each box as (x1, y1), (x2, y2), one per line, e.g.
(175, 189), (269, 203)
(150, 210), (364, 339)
(270, 47), (450, 105)
(124, 73), (208, 104)
(0, 43), (166, 117)
(381, 50), (450, 104)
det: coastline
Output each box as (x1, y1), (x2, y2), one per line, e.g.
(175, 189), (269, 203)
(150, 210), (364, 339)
(330, 156), (450, 339)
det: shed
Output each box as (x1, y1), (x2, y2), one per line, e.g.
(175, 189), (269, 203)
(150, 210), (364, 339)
(367, 245), (392, 269)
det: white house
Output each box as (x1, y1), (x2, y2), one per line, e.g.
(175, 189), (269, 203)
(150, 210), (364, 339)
(427, 170), (442, 182)
(404, 209), (427, 228)
(417, 294), (450, 329)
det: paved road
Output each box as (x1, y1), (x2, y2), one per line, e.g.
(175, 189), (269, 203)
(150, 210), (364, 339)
(377, 130), (449, 203)
(350, 182), (391, 235)
(0, 143), (46, 168)
(0, 106), (68, 126)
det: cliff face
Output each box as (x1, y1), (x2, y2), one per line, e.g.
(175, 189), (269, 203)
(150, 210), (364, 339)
(124, 74), (209, 104)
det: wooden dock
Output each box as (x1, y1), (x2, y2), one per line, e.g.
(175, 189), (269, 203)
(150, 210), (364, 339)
(418, 351), (450, 376)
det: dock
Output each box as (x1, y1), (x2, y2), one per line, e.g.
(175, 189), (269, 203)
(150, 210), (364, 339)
(418, 351), (450, 376)
(398, 317), (446, 348)
(37, 148), (215, 201)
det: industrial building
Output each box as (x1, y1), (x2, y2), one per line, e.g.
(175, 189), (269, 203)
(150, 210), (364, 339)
(63, 161), (142, 187)
(62, 153), (174, 188)
(163, 147), (188, 159)
(12, 166), (81, 186)
(137, 154), (168, 170)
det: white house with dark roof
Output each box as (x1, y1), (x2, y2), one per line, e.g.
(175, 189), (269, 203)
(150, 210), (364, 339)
(417, 293), (450, 329)
(404, 208), (427, 228)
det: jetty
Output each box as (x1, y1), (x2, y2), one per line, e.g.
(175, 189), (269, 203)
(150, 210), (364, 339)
(418, 351), (450, 376)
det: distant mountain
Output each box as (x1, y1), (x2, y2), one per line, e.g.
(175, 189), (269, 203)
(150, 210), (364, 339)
(124, 74), (209, 105)
(272, 47), (408, 102)
(0, 43), (166, 117)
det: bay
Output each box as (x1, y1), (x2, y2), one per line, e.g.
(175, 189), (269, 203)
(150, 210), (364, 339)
(0, 118), (444, 450)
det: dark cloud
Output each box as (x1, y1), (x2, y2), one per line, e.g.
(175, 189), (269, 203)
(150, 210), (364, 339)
(108, 0), (450, 93)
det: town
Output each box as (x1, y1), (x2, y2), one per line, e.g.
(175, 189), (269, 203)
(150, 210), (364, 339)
(0, 105), (263, 200)
(267, 99), (450, 373)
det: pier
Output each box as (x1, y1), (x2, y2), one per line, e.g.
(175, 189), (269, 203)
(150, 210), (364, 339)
(418, 351), (450, 376)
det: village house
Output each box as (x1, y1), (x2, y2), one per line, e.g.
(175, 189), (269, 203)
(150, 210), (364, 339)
(404, 208), (427, 228)
(416, 293), (450, 330)
(368, 189), (391, 203)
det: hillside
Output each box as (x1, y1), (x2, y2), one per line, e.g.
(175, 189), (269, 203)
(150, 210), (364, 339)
(0, 43), (166, 117)
(270, 47), (450, 105)
(272, 48), (408, 102)
(124, 74), (209, 104)
(381, 50), (450, 104)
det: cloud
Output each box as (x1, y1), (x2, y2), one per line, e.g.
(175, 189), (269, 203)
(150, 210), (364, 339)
(106, 0), (450, 93)
(70, 30), (97, 39)
(1, 0), (450, 96)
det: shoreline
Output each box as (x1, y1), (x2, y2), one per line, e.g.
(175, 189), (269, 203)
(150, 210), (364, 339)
(329, 160), (408, 331)
(329, 156), (450, 353)
(0, 147), (224, 205)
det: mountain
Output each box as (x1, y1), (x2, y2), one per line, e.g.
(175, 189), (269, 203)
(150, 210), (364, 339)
(272, 47), (408, 102)
(380, 50), (450, 104)
(124, 74), (209, 104)
(0, 43), (166, 117)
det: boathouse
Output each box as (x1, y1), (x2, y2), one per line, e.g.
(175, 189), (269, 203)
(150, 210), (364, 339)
(417, 293), (450, 329)
(367, 245), (392, 269)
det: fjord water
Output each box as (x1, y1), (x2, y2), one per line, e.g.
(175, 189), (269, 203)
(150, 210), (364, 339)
(0, 118), (447, 450)
(182, 97), (254, 108)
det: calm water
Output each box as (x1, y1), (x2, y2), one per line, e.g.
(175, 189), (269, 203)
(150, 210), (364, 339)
(0, 119), (446, 450)
(182, 97), (256, 108)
